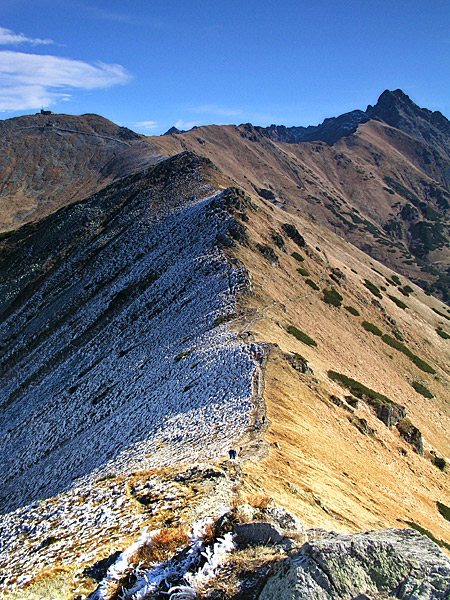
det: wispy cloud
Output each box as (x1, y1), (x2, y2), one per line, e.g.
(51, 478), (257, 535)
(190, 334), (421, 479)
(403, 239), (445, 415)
(0, 50), (132, 110)
(83, 5), (162, 28)
(134, 120), (158, 131)
(175, 119), (201, 130)
(0, 26), (54, 46)
(190, 104), (242, 117)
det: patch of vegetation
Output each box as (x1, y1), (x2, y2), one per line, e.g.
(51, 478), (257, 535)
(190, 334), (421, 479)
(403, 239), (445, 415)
(362, 321), (383, 336)
(391, 275), (402, 286)
(404, 521), (450, 551)
(437, 327), (450, 339)
(323, 288), (343, 307)
(388, 294), (408, 310)
(411, 381), (434, 398)
(292, 251), (304, 262)
(349, 212), (364, 224)
(432, 307), (450, 322)
(384, 176), (420, 206)
(328, 370), (393, 406)
(344, 305), (360, 316)
(287, 325), (317, 347)
(381, 335), (436, 374)
(305, 279), (319, 290)
(214, 313), (236, 327)
(402, 285), (414, 294)
(433, 457), (447, 472)
(364, 279), (383, 299)
(410, 221), (447, 258)
(175, 349), (193, 362)
(437, 501), (450, 522)
(398, 287), (410, 297)
(297, 267), (310, 276)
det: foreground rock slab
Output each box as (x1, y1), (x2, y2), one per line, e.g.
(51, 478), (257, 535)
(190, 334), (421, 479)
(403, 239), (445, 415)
(259, 528), (450, 600)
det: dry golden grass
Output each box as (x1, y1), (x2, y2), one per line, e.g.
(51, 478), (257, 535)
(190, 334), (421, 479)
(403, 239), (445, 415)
(130, 527), (189, 567)
(225, 193), (450, 548)
(198, 545), (284, 599)
(245, 493), (272, 510)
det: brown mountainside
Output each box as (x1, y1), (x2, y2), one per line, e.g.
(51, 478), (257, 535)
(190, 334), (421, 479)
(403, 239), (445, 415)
(0, 112), (160, 231)
(150, 91), (450, 302)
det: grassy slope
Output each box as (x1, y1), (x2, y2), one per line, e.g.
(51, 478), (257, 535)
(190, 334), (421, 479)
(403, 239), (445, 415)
(226, 191), (450, 545)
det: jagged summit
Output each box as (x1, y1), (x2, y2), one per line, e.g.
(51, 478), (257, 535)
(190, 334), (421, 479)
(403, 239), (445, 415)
(250, 88), (450, 149)
(163, 125), (185, 135)
(367, 89), (450, 158)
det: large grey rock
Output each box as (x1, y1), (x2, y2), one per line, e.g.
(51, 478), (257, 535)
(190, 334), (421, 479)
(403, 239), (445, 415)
(259, 528), (450, 600)
(262, 506), (305, 537)
(377, 403), (406, 427)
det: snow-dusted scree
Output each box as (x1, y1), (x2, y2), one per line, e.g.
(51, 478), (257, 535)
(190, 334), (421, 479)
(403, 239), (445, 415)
(0, 153), (258, 515)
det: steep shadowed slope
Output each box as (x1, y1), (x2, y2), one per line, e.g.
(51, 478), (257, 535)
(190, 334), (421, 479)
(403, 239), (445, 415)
(0, 152), (260, 514)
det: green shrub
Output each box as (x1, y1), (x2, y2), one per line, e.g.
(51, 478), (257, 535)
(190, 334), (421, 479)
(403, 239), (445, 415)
(344, 305), (360, 316)
(323, 288), (343, 307)
(434, 457), (447, 472)
(287, 325), (317, 347)
(292, 251), (304, 262)
(364, 279), (383, 298)
(383, 176), (420, 206)
(437, 327), (450, 339)
(214, 313), (236, 327)
(411, 381), (434, 398)
(403, 285), (414, 294)
(388, 294), (408, 310)
(327, 370), (393, 406)
(432, 307), (450, 322)
(362, 321), (383, 336)
(437, 501), (450, 521)
(381, 335), (436, 374)
(305, 279), (319, 291)
(297, 267), (310, 276)
(175, 349), (193, 362)
(399, 287), (410, 297)
(391, 274), (402, 286)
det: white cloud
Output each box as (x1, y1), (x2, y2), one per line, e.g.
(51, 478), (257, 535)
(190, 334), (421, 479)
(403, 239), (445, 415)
(0, 50), (132, 110)
(175, 119), (201, 130)
(0, 26), (54, 46)
(134, 120), (158, 131)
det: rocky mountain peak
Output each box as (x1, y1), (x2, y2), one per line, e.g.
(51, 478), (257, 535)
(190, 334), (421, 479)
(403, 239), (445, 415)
(367, 88), (450, 151)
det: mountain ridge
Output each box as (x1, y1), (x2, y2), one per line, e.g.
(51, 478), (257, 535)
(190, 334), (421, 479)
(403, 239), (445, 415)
(1, 91), (450, 598)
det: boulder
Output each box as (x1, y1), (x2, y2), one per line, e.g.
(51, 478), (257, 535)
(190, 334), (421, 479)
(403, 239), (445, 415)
(259, 528), (450, 600)
(262, 506), (305, 537)
(256, 244), (279, 266)
(282, 223), (306, 248)
(377, 403), (406, 427)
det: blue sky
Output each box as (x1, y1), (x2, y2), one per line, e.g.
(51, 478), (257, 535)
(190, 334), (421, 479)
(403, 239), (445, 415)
(0, 0), (449, 134)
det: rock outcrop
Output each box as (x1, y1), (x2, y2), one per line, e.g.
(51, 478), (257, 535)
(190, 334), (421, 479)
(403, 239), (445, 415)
(260, 528), (450, 600)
